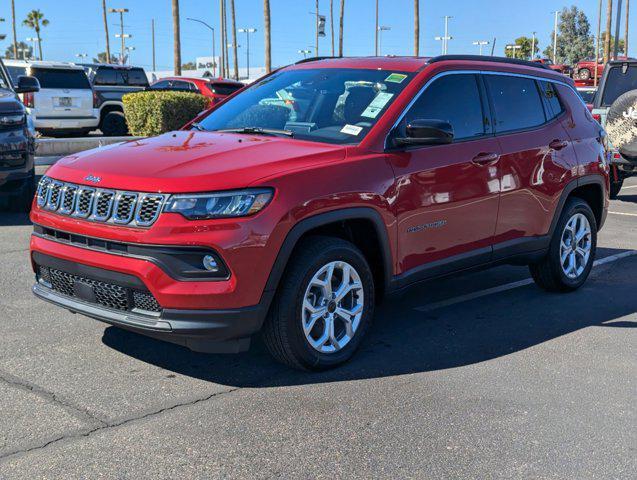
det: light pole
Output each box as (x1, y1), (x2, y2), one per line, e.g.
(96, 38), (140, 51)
(378, 26), (391, 56)
(109, 8), (131, 64)
(506, 44), (522, 59)
(187, 18), (216, 77)
(552, 10), (559, 63)
(238, 27), (256, 80)
(435, 16), (452, 54)
(531, 31), (536, 59)
(75, 53), (88, 62)
(17, 48), (28, 60)
(125, 46), (135, 65)
(472, 40), (489, 55)
(26, 37), (38, 60)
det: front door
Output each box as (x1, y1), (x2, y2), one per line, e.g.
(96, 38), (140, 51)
(387, 73), (501, 278)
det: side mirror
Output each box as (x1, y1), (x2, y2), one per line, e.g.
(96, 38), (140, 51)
(15, 75), (40, 94)
(394, 119), (454, 147)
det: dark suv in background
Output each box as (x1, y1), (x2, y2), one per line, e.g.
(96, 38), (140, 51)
(81, 64), (149, 136)
(0, 58), (40, 211)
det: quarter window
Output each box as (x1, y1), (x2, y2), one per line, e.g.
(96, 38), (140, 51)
(403, 74), (486, 141)
(539, 81), (564, 119)
(485, 75), (546, 133)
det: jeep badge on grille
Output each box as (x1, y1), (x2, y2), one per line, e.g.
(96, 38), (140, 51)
(84, 175), (101, 183)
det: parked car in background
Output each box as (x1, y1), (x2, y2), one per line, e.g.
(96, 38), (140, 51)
(532, 58), (573, 76)
(574, 58), (605, 81)
(4, 59), (98, 136)
(592, 58), (637, 197)
(0, 57), (40, 211)
(576, 85), (597, 109)
(31, 55), (608, 370)
(80, 64), (149, 136)
(148, 77), (243, 105)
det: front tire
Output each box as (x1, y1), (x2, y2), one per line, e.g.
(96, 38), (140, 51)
(262, 236), (375, 371)
(530, 198), (597, 292)
(100, 111), (128, 136)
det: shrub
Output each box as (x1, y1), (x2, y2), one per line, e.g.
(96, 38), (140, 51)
(122, 91), (211, 137)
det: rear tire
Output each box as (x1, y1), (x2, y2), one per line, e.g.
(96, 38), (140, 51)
(262, 236), (375, 371)
(609, 179), (624, 199)
(530, 198), (597, 292)
(100, 111), (128, 136)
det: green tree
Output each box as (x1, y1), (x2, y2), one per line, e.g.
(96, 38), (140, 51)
(22, 9), (49, 61)
(93, 51), (119, 63)
(181, 61), (196, 70)
(504, 36), (539, 60)
(543, 5), (594, 64)
(598, 32), (625, 57)
(5, 42), (33, 60)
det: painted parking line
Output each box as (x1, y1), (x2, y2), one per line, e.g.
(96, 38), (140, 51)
(620, 185), (637, 189)
(415, 250), (637, 313)
(609, 211), (637, 217)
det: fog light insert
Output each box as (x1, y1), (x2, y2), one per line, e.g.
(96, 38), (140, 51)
(202, 254), (220, 272)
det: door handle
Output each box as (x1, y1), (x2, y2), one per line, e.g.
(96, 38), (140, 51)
(471, 152), (500, 166)
(549, 139), (568, 150)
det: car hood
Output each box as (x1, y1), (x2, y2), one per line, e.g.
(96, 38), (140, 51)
(47, 131), (346, 193)
(0, 89), (24, 114)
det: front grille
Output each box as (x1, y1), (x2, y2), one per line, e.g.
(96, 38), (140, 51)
(38, 265), (162, 314)
(37, 176), (167, 228)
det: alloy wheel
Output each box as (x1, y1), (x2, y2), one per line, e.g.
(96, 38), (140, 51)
(560, 213), (592, 279)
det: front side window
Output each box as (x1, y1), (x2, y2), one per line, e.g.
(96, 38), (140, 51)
(196, 68), (415, 145)
(402, 73), (486, 141)
(485, 75), (546, 133)
(5, 65), (27, 86)
(30, 68), (91, 89)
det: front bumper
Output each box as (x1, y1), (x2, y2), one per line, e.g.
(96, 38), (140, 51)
(32, 251), (267, 353)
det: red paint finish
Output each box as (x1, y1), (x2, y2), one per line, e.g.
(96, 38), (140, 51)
(30, 56), (608, 315)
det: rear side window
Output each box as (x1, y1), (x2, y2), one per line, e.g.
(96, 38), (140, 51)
(124, 68), (149, 87)
(31, 68), (91, 89)
(485, 75), (546, 133)
(538, 81), (564, 119)
(404, 74), (486, 141)
(207, 83), (243, 96)
(601, 65), (637, 106)
(94, 68), (148, 87)
(93, 68), (117, 85)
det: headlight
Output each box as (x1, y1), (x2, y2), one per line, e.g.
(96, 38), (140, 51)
(0, 113), (25, 127)
(165, 188), (273, 220)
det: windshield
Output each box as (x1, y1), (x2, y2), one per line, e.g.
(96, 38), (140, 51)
(196, 68), (414, 144)
(601, 65), (637, 106)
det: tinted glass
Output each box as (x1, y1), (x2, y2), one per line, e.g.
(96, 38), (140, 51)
(172, 80), (194, 91)
(601, 65), (637, 106)
(6, 65), (27, 85)
(208, 83), (243, 96)
(578, 89), (596, 103)
(486, 75), (546, 132)
(94, 68), (117, 85)
(31, 68), (91, 89)
(539, 81), (564, 118)
(124, 68), (148, 87)
(149, 80), (170, 89)
(404, 74), (485, 140)
(197, 68), (414, 145)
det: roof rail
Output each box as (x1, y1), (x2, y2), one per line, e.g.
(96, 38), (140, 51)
(428, 55), (551, 70)
(294, 56), (337, 65)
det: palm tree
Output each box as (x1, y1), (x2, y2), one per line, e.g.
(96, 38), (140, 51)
(330, 0), (335, 56)
(338, 0), (345, 57)
(102, 0), (111, 64)
(11, 1), (18, 59)
(22, 10), (49, 61)
(625, 0), (630, 57)
(414, 0), (419, 56)
(230, 0), (238, 80)
(172, 0), (182, 75)
(264, 0), (271, 72)
(604, 0), (613, 63)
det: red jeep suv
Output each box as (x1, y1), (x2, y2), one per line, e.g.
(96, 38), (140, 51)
(30, 55), (609, 370)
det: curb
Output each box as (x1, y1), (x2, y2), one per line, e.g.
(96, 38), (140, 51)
(36, 136), (144, 157)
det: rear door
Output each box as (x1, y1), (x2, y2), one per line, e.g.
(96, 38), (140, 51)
(484, 73), (578, 255)
(31, 67), (93, 118)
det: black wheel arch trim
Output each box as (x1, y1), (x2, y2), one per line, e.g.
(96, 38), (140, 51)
(549, 174), (607, 235)
(261, 207), (394, 306)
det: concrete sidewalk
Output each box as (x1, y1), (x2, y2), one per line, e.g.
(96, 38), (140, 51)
(35, 136), (142, 158)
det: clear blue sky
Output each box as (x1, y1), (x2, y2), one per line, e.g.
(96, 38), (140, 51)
(2, 0), (633, 70)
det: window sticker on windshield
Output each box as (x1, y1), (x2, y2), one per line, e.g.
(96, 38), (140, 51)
(361, 92), (394, 118)
(341, 124), (363, 136)
(385, 73), (407, 83)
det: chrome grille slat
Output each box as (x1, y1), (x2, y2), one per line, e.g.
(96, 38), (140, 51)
(36, 176), (166, 227)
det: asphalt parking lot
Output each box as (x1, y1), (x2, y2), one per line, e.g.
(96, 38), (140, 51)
(0, 173), (635, 479)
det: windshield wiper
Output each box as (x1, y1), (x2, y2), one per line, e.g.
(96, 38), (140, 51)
(190, 122), (206, 131)
(215, 127), (295, 137)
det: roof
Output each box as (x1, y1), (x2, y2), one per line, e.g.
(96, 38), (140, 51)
(3, 59), (85, 70)
(290, 56), (431, 72)
(80, 63), (145, 70)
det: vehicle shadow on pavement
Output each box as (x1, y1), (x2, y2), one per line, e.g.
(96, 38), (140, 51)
(616, 193), (637, 204)
(102, 249), (637, 388)
(0, 212), (31, 227)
